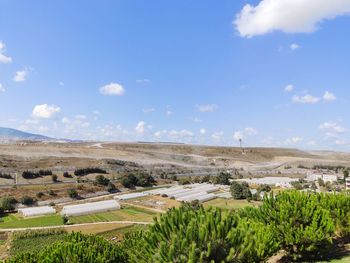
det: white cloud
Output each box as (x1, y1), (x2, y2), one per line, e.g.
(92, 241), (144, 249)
(233, 127), (258, 141)
(32, 104), (61, 119)
(75, 114), (87, 120)
(136, 79), (151, 84)
(0, 83), (5, 92)
(290, 43), (300, 50)
(154, 129), (194, 142)
(319, 122), (346, 133)
(142, 108), (155, 113)
(284, 84), (294, 92)
(166, 110), (173, 116)
(233, 131), (243, 141)
(61, 117), (71, 124)
(285, 137), (303, 145)
(211, 132), (224, 143)
(13, 69), (29, 82)
(323, 91), (336, 102)
(292, 94), (320, 104)
(0, 41), (12, 63)
(189, 117), (202, 123)
(199, 128), (206, 135)
(234, 0), (350, 38)
(135, 121), (146, 134)
(197, 104), (217, 112)
(99, 82), (125, 96)
(59, 81), (64, 86)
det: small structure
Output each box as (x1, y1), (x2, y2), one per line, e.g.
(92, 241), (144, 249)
(18, 206), (56, 217)
(346, 177), (350, 190)
(61, 199), (120, 216)
(114, 192), (147, 200)
(306, 172), (338, 183)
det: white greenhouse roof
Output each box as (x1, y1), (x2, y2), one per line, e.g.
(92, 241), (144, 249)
(114, 192), (147, 200)
(61, 199), (120, 216)
(18, 206), (56, 217)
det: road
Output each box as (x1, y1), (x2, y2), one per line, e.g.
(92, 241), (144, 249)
(0, 220), (152, 233)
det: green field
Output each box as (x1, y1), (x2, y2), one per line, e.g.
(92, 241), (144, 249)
(98, 224), (148, 239)
(0, 214), (63, 229)
(203, 198), (260, 210)
(10, 232), (66, 256)
(68, 206), (157, 224)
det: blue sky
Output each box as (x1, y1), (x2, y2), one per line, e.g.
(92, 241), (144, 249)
(0, 0), (350, 150)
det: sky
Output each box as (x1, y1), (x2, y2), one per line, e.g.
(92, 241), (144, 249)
(0, 0), (350, 150)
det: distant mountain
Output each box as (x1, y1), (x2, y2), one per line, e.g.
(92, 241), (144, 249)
(0, 127), (52, 141)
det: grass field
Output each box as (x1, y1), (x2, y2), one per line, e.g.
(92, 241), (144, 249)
(0, 214), (63, 229)
(68, 206), (157, 224)
(98, 224), (148, 240)
(10, 232), (66, 257)
(203, 198), (260, 210)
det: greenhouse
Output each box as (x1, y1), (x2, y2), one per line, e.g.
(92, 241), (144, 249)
(61, 199), (120, 216)
(114, 192), (147, 200)
(18, 206), (56, 217)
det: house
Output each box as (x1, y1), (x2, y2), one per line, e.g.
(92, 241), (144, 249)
(346, 177), (350, 190)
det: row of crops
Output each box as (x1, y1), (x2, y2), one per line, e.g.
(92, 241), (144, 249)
(5, 191), (350, 262)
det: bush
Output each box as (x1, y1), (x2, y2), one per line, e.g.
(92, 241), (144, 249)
(0, 172), (12, 179)
(0, 197), (17, 211)
(74, 167), (107, 176)
(95, 175), (110, 186)
(212, 171), (231, 185)
(63, 172), (72, 178)
(22, 171), (40, 179)
(107, 182), (117, 193)
(230, 181), (252, 199)
(21, 196), (35, 206)
(8, 232), (128, 262)
(121, 172), (156, 188)
(67, 189), (78, 199)
(51, 174), (58, 182)
(48, 189), (56, 196)
(36, 192), (45, 199)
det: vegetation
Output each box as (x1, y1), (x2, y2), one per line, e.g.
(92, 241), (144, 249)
(63, 172), (73, 178)
(0, 214), (63, 229)
(95, 175), (110, 186)
(67, 188), (79, 199)
(7, 232), (127, 262)
(22, 170), (53, 179)
(0, 173), (12, 179)
(0, 197), (17, 213)
(3, 192), (350, 262)
(74, 167), (107, 176)
(230, 181), (252, 200)
(212, 171), (231, 185)
(20, 196), (35, 206)
(10, 229), (66, 256)
(121, 172), (156, 188)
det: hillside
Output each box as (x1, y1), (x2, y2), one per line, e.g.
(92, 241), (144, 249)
(0, 127), (52, 141)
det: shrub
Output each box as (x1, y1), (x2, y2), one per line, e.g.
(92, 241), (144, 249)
(51, 174), (58, 182)
(67, 189), (78, 199)
(21, 196), (35, 206)
(107, 182), (117, 193)
(95, 175), (110, 186)
(36, 192), (45, 199)
(63, 172), (72, 178)
(230, 181), (252, 200)
(74, 167), (107, 176)
(0, 172), (12, 179)
(0, 197), (17, 211)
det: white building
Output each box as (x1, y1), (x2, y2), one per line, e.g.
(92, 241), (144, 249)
(18, 206), (56, 217)
(346, 177), (350, 190)
(306, 172), (338, 183)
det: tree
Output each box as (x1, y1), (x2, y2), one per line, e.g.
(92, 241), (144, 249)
(107, 182), (117, 193)
(95, 175), (110, 186)
(213, 172), (231, 185)
(230, 181), (251, 199)
(344, 170), (349, 179)
(21, 196), (35, 206)
(121, 174), (139, 188)
(258, 184), (271, 193)
(51, 174), (58, 182)
(67, 189), (78, 199)
(318, 178), (325, 187)
(0, 197), (17, 211)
